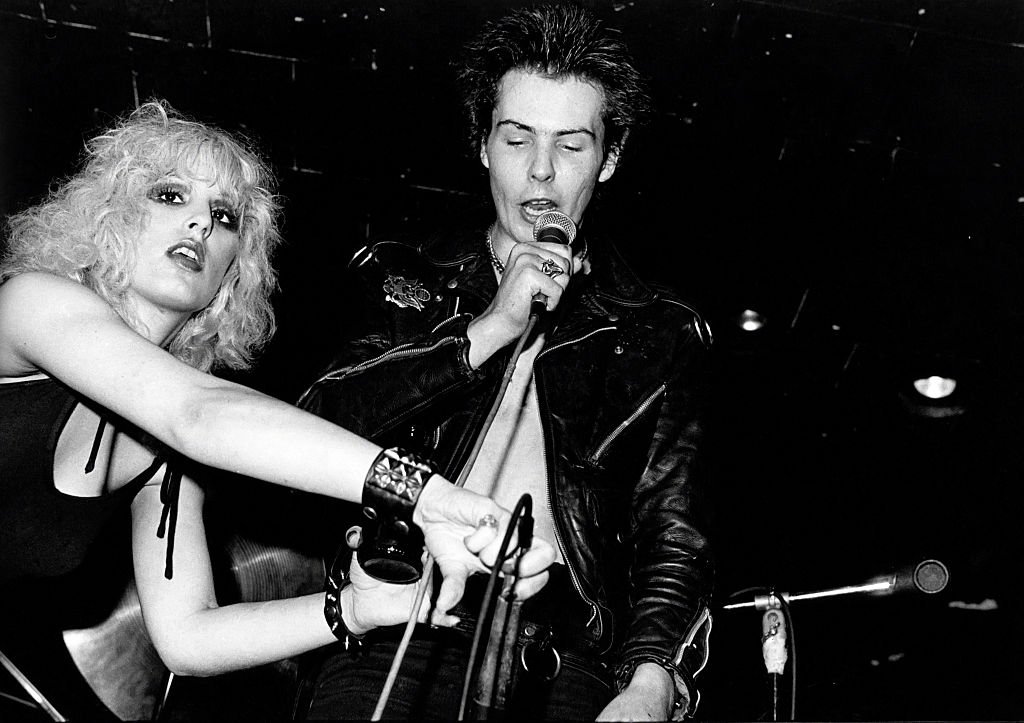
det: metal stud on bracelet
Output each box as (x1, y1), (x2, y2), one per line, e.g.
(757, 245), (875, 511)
(324, 549), (365, 650)
(363, 447), (433, 508)
(357, 446), (435, 583)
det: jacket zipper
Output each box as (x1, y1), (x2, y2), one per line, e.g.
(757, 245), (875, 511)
(540, 428), (600, 628)
(590, 383), (667, 463)
(301, 327), (464, 395)
(535, 328), (620, 635)
(674, 605), (712, 675)
(536, 326), (616, 360)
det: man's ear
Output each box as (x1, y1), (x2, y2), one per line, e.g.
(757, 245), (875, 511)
(598, 145), (619, 183)
(479, 139), (490, 169)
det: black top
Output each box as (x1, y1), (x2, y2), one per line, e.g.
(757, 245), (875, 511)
(0, 377), (149, 585)
(0, 377), (156, 720)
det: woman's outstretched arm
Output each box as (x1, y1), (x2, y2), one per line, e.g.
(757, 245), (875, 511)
(0, 272), (554, 596)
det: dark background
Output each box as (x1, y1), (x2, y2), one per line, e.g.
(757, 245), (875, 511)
(2, 0), (1023, 719)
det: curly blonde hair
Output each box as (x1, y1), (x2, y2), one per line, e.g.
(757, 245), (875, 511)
(0, 100), (283, 372)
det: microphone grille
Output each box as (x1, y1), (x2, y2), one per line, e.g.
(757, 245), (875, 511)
(533, 210), (577, 245)
(914, 559), (949, 594)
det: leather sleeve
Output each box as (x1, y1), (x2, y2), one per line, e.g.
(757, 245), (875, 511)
(612, 318), (715, 719)
(297, 310), (489, 439)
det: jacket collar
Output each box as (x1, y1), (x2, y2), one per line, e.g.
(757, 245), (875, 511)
(420, 222), (659, 309)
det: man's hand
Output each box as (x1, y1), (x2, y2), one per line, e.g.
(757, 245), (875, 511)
(413, 477), (555, 625)
(596, 663), (678, 722)
(467, 240), (583, 368)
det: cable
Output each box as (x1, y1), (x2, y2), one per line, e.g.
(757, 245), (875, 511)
(369, 311), (542, 720)
(776, 594), (796, 721)
(370, 562), (436, 720)
(454, 313), (540, 489)
(458, 493), (533, 720)
(729, 586), (798, 722)
(0, 648), (66, 721)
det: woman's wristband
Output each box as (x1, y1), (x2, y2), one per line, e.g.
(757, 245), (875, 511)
(362, 446), (434, 519)
(356, 446), (434, 583)
(323, 550), (365, 648)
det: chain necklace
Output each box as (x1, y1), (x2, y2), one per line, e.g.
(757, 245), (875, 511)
(485, 224), (589, 274)
(485, 226), (506, 273)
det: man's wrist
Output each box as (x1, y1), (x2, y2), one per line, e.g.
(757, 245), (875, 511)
(616, 656), (694, 719)
(466, 314), (503, 369)
(628, 662), (676, 716)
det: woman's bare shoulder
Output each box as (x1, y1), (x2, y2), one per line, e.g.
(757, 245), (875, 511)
(0, 272), (114, 319)
(0, 272), (119, 374)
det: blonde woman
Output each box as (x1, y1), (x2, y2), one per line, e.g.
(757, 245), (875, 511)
(0, 101), (552, 719)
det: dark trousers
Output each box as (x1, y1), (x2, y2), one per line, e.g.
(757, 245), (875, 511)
(304, 566), (614, 720)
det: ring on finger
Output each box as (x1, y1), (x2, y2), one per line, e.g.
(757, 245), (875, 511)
(541, 258), (564, 278)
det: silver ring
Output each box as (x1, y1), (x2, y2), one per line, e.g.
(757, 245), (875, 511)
(478, 514), (499, 528)
(541, 258), (564, 278)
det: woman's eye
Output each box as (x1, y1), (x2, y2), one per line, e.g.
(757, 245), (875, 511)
(212, 208), (239, 230)
(150, 186), (185, 204)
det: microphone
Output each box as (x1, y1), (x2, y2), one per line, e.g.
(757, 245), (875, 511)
(722, 559), (950, 610)
(533, 210), (577, 248)
(884, 558), (950, 595)
(530, 211), (578, 317)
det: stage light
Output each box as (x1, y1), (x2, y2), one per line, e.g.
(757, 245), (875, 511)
(912, 375), (957, 400)
(737, 309), (766, 332)
(897, 355), (975, 419)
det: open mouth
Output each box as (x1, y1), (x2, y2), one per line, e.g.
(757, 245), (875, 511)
(522, 199), (558, 215)
(167, 241), (205, 272)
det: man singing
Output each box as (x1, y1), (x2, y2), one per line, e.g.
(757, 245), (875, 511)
(299, 3), (714, 719)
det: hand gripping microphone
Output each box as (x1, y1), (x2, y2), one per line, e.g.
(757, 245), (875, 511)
(530, 211), (578, 317)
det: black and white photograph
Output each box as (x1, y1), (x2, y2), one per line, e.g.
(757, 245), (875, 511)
(1, 1), (1021, 720)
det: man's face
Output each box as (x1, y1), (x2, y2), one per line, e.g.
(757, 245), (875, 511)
(481, 69), (618, 255)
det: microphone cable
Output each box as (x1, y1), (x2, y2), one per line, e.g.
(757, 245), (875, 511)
(370, 310), (543, 720)
(458, 493), (533, 720)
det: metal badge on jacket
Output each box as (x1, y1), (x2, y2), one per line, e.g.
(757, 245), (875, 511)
(383, 274), (431, 311)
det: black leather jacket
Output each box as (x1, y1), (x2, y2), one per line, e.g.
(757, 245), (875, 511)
(299, 224), (713, 717)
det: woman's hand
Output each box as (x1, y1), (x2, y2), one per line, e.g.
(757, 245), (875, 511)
(343, 552), (432, 635)
(413, 477), (555, 624)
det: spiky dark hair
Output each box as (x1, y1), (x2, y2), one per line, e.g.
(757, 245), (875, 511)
(454, 2), (652, 158)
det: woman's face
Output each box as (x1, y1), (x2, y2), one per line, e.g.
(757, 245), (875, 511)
(127, 171), (242, 338)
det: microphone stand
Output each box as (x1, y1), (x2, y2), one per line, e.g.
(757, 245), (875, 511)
(371, 303), (543, 720)
(722, 580), (892, 611)
(722, 560), (949, 721)
(375, 220), (570, 718)
(722, 559), (950, 611)
(459, 312), (544, 721)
